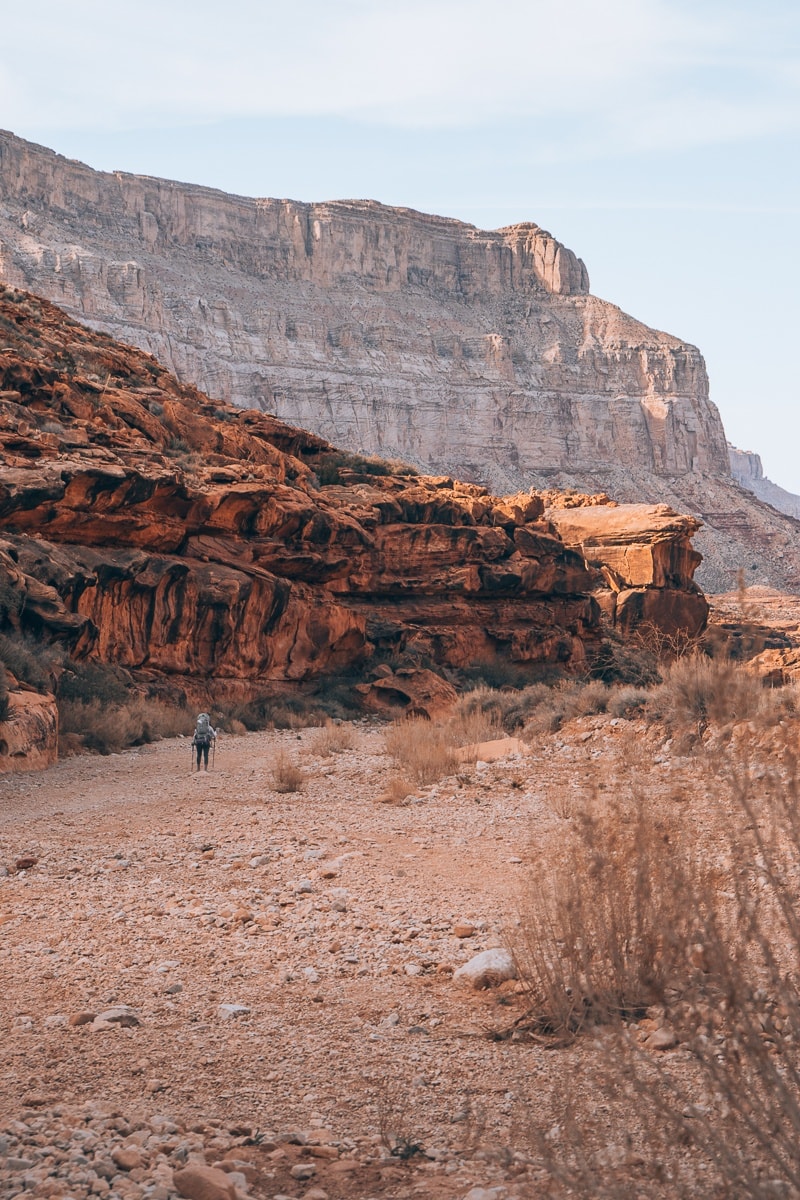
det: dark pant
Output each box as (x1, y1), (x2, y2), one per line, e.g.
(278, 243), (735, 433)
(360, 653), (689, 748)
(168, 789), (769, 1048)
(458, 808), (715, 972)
(195, 741), (210, 769)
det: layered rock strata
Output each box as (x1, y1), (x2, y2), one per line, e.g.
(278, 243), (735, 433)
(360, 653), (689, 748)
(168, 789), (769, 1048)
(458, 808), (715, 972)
(0, 131), (775, 591)
(0, 285), (712, 714)
(546, 502), (708, 637)
(728, 445), (800, 521)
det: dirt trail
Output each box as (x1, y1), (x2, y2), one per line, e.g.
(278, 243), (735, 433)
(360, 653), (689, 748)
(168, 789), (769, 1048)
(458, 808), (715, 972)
(1, 722), (584, 1198)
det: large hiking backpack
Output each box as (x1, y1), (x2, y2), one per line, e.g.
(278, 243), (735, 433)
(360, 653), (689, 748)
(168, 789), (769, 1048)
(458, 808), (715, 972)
(195, 713), (211, 745)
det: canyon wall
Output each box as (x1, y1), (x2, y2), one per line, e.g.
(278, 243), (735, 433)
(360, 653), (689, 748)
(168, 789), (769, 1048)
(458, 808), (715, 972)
(0, 285), (709, 720)
(729, 445), (800, 520)
(1, 130), (797, 591)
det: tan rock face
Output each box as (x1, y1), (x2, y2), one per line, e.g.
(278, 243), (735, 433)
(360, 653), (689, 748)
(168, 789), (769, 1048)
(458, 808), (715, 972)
(0, 131), (728, 497)
(546, 502), (709, 638)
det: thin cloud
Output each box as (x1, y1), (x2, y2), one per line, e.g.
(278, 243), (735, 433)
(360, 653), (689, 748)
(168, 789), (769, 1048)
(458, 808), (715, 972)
(2, 0), (799, 157)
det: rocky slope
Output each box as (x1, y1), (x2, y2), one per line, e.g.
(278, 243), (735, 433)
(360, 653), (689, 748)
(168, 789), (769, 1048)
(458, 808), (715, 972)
(728, 445), (800, 520)
(0, 282), (711, 765)
(2, 130), (795, 592)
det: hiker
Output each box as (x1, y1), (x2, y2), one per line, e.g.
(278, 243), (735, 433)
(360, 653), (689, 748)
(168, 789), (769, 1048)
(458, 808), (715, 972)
(192, 712), (217, 771)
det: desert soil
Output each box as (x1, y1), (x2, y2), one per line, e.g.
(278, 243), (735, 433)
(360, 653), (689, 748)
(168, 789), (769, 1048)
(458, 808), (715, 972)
(0, 709), (763, 1200)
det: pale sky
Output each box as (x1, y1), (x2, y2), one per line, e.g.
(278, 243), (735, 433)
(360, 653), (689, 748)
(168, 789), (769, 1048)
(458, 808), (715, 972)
(2, 0), (799, 490)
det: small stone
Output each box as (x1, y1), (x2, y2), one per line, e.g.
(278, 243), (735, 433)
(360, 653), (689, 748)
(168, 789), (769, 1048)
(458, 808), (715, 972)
(303, 967), (320, 984)
(43, 1014), (68, 1028)
(304, 1190), (329, 1200)
(112, 1146), (144, 1171)
(15, 855), (38, 871)
(289, 1162), (316, 1180)
(173, 1164), (237, 1200)
(453, 923), (476, 938)
(308, 1144), (339, 1159)
(217, 1003), (250, 1021)
(646, 1026), (678, 1051)
(69, 1010), (97, 1027)
(95, 1005), (141, 1027)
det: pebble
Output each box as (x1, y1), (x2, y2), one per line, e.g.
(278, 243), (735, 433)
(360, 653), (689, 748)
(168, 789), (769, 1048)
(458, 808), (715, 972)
(217, 1003), (250, 1021)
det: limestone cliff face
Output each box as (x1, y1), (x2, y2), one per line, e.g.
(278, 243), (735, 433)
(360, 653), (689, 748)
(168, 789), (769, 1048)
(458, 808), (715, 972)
(0, 130), (729, 498)
(728, 445), (800, 520)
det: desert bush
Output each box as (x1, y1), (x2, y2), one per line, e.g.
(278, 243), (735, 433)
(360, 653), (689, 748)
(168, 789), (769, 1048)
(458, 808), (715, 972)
(523, 725), (800, 1197)
(384, 717), (458, 785)
(606, 684), (652, 718)
(269, 750), (306, 793)
(315, 449), (418, 485)
(0, 633), (64, 692)
(58, 696), (190, 754)
(309, 719), (355, 757)
(590, 632), (662, 686)
(522, 679), (610, 737)
(651, 653), (766, 734)
(515, 792), (697, 1040)
(378, 774), (414, 804)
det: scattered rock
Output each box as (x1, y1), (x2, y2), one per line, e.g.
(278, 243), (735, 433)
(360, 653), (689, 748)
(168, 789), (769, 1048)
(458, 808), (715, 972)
(453, 948), (517, 989)
(645, 1026), (679, 1051)
(173, 1163), (237, 1200)
(217, 1003), (251, 1021)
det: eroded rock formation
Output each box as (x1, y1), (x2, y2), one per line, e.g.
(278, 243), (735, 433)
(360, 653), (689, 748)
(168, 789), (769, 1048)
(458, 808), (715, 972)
(546, 502), (708, 637)
(1, 130), (783, 592)
(0, 285), (711, 720)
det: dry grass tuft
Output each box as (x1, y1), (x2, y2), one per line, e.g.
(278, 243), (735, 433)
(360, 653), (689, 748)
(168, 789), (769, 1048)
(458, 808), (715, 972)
(378, 774), (414, 805)
(269, 750), (306, 793)
(384, 717), (458, 785)
(309, 719), (355, 757)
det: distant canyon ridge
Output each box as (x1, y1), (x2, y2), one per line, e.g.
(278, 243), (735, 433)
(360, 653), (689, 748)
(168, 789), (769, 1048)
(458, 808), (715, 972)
(0, 129), (798, 591)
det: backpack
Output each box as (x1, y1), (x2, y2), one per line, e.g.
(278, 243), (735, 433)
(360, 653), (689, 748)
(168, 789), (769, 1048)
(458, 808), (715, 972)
(195, 713), (211, 745)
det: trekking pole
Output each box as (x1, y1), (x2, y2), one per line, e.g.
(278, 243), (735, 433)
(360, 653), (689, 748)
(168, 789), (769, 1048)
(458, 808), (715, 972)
(212, 739), (216, 771)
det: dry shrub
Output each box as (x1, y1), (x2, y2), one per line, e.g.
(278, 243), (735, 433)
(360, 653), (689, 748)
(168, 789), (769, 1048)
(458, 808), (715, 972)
(651, 653), (766, 733)
(515, 792), (697, 1040)
(522, 679), (610, 737)
(309, 718), (355, 757)
(378, 774), (413, 804)
(525, 723), (800, 1197)
(384, 717), (458, 785)
(58, 697), (189, 754)
(269, 749), (305, 793)
(605, 684), (651, 718)
(456, 682), (555, 732)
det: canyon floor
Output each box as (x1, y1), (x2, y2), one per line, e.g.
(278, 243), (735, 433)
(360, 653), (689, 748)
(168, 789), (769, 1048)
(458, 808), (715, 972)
(1, 625), (799, 1199)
